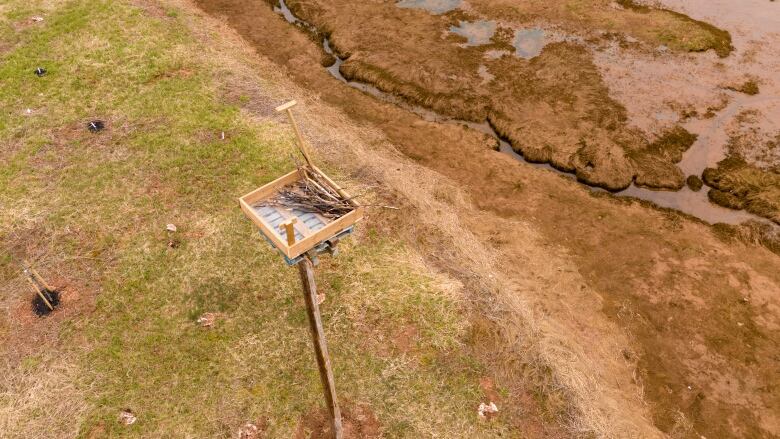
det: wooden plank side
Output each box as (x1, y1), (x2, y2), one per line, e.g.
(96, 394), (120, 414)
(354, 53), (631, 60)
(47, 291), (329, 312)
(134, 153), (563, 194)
(239, 198), (293, 257)
(240, 170), (301, 206)
(288, 208), (364, 258)
(275, 100), (297, 112)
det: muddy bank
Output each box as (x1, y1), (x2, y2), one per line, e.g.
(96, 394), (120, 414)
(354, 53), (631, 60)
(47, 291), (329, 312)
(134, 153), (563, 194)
(276, 0), (734, 192)
(193, 0), (780, 437)
(701, 104), (780, 224)
(593, 0), (780, 228)
(704, 156), (780, 224)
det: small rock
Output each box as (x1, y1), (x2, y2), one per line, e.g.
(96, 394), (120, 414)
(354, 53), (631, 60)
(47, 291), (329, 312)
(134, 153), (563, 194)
(166, 223), (177, 232)
(31, 16), (44, 22)
(118, 409), (137, 425)
(197, 313), (216, 327)
(477, 401), (499, 419)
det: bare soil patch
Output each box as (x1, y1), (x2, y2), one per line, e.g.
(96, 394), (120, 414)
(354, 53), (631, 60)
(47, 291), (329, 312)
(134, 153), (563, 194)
(294, 404), (380, 439)
(4, 276), (90, 361)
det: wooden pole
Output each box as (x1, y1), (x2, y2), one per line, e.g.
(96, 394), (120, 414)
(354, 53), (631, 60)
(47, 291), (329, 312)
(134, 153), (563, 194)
(25, 260), (54, 291)
(25, 275), (53, 311)
(297, 257), (343, 439)
(275, 100), (315, 168)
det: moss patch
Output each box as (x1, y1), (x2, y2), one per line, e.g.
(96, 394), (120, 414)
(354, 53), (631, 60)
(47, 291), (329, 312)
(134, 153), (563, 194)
(703, 156), (780, 224)
(686, 174), (703, 191)
(616, 0), (733, 56)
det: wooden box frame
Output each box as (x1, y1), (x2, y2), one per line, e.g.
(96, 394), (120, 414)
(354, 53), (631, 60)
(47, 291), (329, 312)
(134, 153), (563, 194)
(239, 166), (364, 260)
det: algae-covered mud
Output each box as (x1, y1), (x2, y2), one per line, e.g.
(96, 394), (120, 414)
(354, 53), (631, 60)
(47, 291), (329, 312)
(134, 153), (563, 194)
(193, 0), (780, 437)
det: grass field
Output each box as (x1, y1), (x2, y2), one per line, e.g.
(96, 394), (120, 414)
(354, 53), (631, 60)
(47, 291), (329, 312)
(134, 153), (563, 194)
(0, 0), (516, 436)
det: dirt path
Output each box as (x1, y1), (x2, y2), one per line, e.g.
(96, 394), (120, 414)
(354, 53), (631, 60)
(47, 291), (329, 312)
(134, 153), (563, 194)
(192, 1), (780, 437)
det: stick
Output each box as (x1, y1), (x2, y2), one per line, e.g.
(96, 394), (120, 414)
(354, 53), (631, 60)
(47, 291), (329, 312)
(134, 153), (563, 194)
(276, 100), (315, 168)
(24, 260), (53, 291)
(26, 275), (53, 311)
(297, 257), (343, 439)
(304, 176), (340, 202)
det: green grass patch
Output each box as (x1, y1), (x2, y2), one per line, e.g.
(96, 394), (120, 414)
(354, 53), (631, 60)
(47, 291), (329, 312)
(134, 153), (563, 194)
(0, 0), (514, 437)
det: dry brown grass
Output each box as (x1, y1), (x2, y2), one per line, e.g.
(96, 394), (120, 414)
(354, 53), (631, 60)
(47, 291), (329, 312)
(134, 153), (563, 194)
(0, 353), (88, 438)
(191, 2), (780, 438)
(195, 23), (661, 434)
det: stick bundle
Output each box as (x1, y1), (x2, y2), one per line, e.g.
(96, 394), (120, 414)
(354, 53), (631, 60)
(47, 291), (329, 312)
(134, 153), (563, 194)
(265, 166), (353, 219)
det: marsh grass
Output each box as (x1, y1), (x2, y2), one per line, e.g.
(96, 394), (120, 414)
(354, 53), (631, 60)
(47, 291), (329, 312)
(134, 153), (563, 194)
(0, 0), (514, 437)
(703, 157), (780, 224)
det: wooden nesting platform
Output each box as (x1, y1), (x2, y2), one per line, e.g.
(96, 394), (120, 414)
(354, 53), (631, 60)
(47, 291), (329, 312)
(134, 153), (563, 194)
(239, 167), (364, 261)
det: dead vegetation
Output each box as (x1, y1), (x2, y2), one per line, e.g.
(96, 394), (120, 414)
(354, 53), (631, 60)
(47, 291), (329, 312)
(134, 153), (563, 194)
(264, 165), (355, 219)
(726, 79), (760, 96)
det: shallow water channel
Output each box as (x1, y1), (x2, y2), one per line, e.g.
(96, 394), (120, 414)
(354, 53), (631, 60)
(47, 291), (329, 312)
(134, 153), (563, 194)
(396, 0), (461, 14)
(275, 0), (775, 226)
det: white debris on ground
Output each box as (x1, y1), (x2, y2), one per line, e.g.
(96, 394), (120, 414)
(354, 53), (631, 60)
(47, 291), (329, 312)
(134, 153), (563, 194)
(166, 223), (177, 232)
(477, 401), (498, 419)
(118, 409), (137, 425)
(197, 312), (216, 328)
(31, 16), (44, 22)
(237, 422), (259, 439)
(317, 293), (326, 305)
